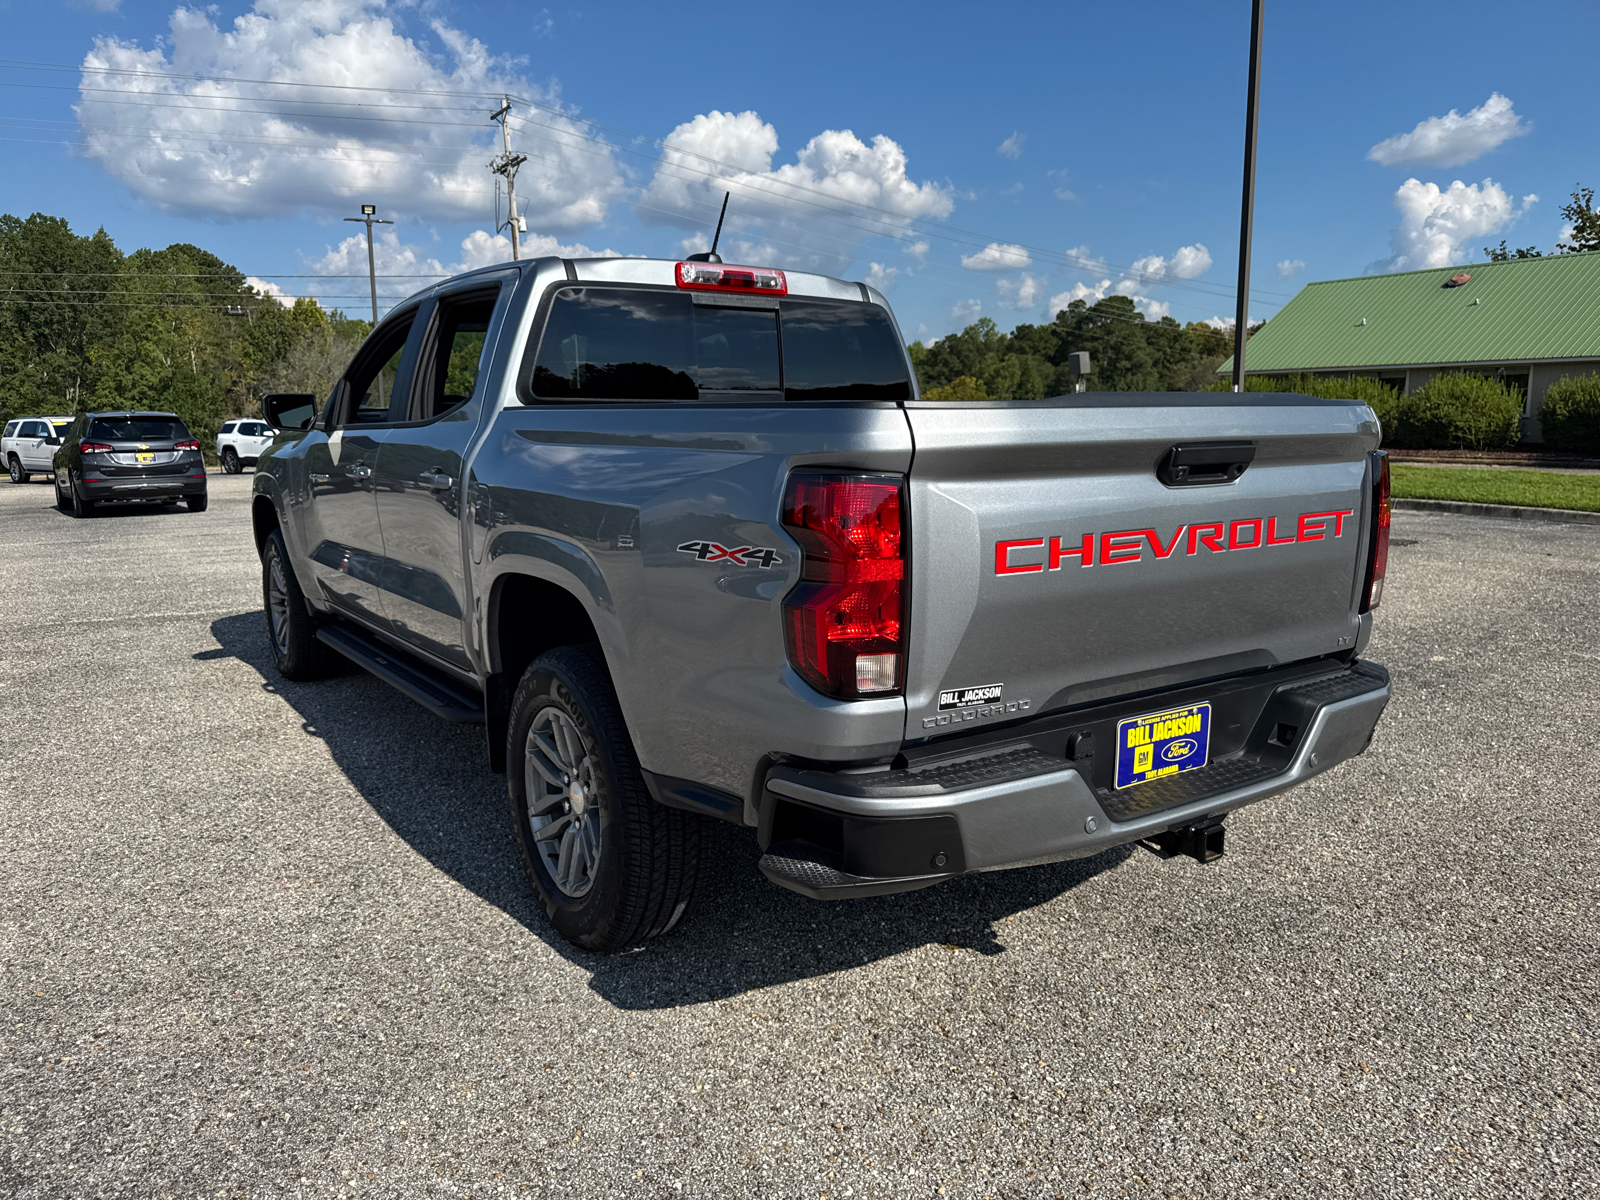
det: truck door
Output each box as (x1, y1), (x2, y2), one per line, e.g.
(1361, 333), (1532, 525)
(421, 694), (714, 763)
(371, 278), (510, 672)
(298, 307), (420, 630)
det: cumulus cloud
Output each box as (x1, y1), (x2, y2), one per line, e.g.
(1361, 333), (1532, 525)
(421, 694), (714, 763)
(1123, 243), (1212, 284)
(949, 298), (982, 327)
(905, 240), (929, 264)
(636, 109), (951, 274)
(864, 262), (898, 292)
(960, 242), (1032, 271)
(1367, 93), (1530, 169)
(1276, 259), (1306, 278)
(997, 132), (1025, 159)
(1046, 278), (1167, 321)
(1373, 177), (1537, 271)
(75, 0), (624, 226)
(995, 273), (1044, 310)
(246, 276), (294, 305)
(1045, 241), (1209, 319)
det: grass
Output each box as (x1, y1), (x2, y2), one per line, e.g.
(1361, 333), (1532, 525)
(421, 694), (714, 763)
(1391, 465), (1600, 512)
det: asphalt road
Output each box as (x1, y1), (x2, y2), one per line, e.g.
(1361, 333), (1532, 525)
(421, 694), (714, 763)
(3, 475), (1596, 1199)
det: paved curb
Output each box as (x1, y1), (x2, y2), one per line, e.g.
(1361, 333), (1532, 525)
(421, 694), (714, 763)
(1393, 497), (1600, 526)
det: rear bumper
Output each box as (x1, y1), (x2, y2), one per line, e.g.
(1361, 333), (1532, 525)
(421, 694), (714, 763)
(81, 475), (207, 500)
(758, 659), (1390, 898)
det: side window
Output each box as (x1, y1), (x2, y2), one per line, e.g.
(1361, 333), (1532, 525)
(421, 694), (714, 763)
(24, 421), (46, 438)
(339, 311), (416, 426)
(412, 287), (501, 422)
(4, 422), (17, 438)
(221, 422), (237, 435)
(779, 300), (912, 401)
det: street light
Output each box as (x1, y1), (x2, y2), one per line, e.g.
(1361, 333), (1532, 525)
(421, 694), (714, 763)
(344, 205), (393, 325)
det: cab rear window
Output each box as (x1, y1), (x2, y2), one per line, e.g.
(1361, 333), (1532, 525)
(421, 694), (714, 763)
(528, 287), (910, 403)
(89, 418), (190, 442)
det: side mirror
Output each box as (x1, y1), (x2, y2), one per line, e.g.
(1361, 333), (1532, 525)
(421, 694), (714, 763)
(44, 435), (61, 446)
(262, 393), (318, 431)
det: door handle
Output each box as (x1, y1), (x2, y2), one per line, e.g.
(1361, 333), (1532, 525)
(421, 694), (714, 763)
(347, 464), (372, 480)
(418, 469), (454, 491)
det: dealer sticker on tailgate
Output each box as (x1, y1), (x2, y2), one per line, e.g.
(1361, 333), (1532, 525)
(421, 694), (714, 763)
(1114, 702), (1211, 790)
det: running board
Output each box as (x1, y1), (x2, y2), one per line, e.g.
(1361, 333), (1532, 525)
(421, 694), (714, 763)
(315, 623), (484, 724)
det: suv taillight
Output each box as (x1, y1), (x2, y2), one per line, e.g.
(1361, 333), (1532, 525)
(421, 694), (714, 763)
(675, 261), (788, 295)
(1361, 451), (1391, 612)
(174, 439), (200, 451)
(782, 472), (905, 697)
(80, 441), (112, 453)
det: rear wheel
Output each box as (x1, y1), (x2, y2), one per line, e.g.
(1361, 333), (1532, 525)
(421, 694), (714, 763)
(70, 477), (94, 518)
(8, 456), (27, 484)
(54, 474), (70, 511)
(262, 529), (333, 679)
(507, 644), (702, 952)
(188, 493), (209, 513)
(221, 448), (240, 474)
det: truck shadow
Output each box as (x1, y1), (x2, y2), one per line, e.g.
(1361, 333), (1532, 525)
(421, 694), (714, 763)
(204, 611), (1132, 1009)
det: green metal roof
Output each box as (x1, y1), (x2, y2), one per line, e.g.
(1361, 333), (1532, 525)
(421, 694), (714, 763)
(1221, 252), (1600, 374)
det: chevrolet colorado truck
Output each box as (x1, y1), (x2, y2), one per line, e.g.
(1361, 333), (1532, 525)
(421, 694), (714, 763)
(252, 255), (1392, 952)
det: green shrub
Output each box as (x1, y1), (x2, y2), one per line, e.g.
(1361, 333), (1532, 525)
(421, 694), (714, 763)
(1392, 373), (1522, 450)
(922, 375), (989, 400)
(1205, 373), (1402, 440)
(1538, 373), (1600, 455)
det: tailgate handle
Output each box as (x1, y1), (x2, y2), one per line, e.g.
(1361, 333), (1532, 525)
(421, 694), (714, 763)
(1158, 442), (1256, 487)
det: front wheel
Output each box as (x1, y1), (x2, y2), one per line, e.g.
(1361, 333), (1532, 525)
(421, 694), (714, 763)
(221, 449), (240, 474)
(507, 644), (702, 952)
(261, 529), (333, 679)
(187, 493), (209, 513)
(8, 456), (28, 484)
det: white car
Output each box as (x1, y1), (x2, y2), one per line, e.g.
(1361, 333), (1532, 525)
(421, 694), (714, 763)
(216, 418), (277, 473)
(3, 416), (72, 483)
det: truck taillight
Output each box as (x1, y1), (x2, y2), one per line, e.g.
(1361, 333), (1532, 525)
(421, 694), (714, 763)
(675, 261), (787, 295)
(80, 441), (112, 453)
(1361, 451), (1390, 612)
(781, 472), (905, 698)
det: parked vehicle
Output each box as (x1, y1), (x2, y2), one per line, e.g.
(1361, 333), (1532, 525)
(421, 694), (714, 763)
(4, 416), (72, 483)
(251, 255), (1393, 952)
(53, 411), (209, 517)
(216, 418), (277, 473)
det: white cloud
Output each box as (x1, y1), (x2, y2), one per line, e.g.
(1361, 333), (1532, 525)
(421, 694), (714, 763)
(1047, 277), (1168, 321)
(864, 262), (898, 292)
(999, 181), (1024, 196)
(1122, 243), (1212, 284)
(949, 298), (982, 327)
(995, 273), (1044, 310)
(1048, 169), (1078, 202)
(1045, 241), (1209, 319)
(1367, 93), (1530, 169)
(75, 0), (624, 226)
(1276, 258), (1306, 278)
(636, 109), (951, 274)
(72, 0), (120, 11)
(997, 132), (1025, 159)
(1374, 177), (1537, 271)
(1053, 186), (1078, 202)
(905, 240), (929, 264)
(246, 276), (293, 306)
(960, 242), (1032, 271)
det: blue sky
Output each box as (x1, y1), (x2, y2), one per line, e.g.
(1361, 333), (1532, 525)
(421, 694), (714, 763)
(2, 0), (1595, 338)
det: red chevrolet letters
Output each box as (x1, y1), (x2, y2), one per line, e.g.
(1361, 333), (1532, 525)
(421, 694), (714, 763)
(994, 509), (1354, 575)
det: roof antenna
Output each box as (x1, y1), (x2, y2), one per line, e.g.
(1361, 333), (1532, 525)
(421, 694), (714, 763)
(686, 192), (730, 263)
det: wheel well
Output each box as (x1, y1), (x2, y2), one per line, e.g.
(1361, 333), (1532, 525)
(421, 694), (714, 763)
(251, 495), (280, 556)
(489, 573), (600, 688)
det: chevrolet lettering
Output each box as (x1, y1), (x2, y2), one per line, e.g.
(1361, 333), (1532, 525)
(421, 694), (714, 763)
(248, 251), (1392, 953)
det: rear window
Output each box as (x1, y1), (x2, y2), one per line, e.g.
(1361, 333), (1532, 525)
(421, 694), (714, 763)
(3, 422), (16, 438)
(528, 287), (909, 402)
(89, 418), (190, 442)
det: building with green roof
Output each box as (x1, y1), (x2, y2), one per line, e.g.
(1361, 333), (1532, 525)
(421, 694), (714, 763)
(1221, 252), (1600, 440)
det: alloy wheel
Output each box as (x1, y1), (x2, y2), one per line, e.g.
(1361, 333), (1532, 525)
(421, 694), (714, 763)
(266, 551), (292, 657)
(524, 707), (602, 898)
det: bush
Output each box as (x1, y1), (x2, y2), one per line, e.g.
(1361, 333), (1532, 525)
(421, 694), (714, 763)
(1391, 373), (1522, 450)
(1538, 373), (1600, 455)
(1205, 373), (1402, 440)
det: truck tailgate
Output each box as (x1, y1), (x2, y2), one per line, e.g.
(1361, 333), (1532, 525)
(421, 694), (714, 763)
(902, 393), (1380, 738)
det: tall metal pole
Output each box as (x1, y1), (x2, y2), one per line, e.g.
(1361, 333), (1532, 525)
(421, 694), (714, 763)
(344, 204), (393, 326)
(1232, 0), (1265, 393)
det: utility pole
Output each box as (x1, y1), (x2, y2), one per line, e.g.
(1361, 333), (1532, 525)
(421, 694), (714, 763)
(1232, 0), (1265, 393)
(490, 96), (528, 260)
(343, 203), (393, 325)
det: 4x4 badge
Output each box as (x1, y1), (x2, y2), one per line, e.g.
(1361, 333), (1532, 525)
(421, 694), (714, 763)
(677, 540), (782, 569)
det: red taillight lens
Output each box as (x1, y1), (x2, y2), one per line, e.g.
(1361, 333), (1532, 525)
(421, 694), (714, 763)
(675, 261), (788, 295)
(1361, 451), (1391, 612)
(782, 472), (905, 698)
(174, 439), (200, 451)
(80, 441), (112, 453)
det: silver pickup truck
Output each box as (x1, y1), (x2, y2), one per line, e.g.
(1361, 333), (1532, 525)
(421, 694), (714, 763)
(253, 255), (1392, 951)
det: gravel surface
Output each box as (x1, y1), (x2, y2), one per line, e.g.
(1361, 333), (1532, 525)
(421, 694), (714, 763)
(3, 477), (1596, 1199)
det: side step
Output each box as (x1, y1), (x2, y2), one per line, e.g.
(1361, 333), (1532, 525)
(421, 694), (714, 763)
(758, 839), (951, 901)
(316, 623), (484, 724)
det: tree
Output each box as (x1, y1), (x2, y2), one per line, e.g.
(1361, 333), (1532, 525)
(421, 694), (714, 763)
(922, 375), (989, 400)
(1484, 240), (1542, 261)
(1557, 186), (1600, 255)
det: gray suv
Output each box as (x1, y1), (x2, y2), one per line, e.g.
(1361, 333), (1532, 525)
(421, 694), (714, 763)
(252, 255), (1392, 951)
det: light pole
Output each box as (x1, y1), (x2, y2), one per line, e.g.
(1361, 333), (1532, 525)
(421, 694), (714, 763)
(344, 203), (393, 325)
(1231, 0), (1265, 392)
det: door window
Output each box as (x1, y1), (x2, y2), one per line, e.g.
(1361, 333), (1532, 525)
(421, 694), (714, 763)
(341, 311), (416, 426)
(412, 288), (502, 421)
(23, 421), (46, 438)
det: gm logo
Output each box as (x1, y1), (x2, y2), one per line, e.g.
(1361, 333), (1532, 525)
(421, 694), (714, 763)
(1163, 738), (1199, 762)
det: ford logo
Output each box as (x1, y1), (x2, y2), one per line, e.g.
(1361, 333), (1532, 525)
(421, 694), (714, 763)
(1163, 738), (1198, 762)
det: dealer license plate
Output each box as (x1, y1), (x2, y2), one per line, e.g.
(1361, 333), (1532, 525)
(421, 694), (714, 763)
(1114, 702), (1211, 790)
(136, 452), (154, 464)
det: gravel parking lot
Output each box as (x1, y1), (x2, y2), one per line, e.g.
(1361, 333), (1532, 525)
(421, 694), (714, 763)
(3, 474), (1596, 1199)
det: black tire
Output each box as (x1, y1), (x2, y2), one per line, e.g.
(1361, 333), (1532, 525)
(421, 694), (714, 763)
(8, 456), (28, 485)
(261, 528), (334, 680)
(222, 449), (240, 474)
(54, 474), (70, 512)
(507, 644), (702, 952)
(188, 493), (209, 513)
(70, 476), (94, 518)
